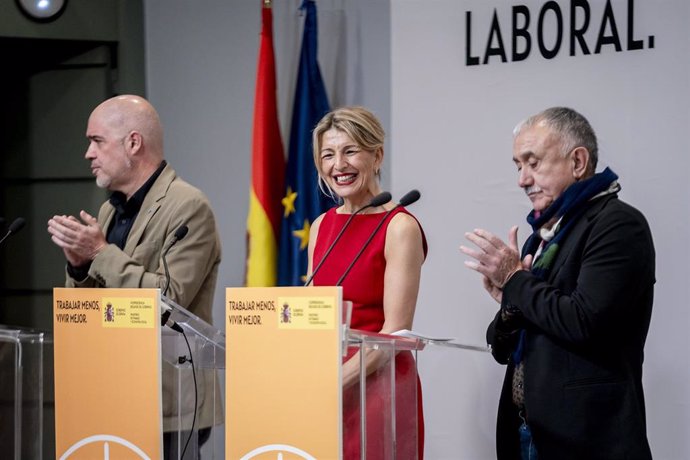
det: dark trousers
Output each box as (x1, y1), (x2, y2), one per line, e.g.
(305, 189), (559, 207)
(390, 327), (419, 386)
(163, 427), (212, 460)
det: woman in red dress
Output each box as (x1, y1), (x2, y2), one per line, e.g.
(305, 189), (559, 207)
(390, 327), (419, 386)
(306, 106), (427, 459)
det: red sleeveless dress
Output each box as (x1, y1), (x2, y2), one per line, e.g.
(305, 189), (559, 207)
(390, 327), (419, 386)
(313, 207), (427, 459)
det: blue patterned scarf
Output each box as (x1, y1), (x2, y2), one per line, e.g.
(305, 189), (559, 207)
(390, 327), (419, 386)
(512, 167), (620, 365)
(521, 167), (619, 277)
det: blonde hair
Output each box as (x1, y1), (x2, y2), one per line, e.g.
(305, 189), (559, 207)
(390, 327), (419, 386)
(312, 106), (385, 197)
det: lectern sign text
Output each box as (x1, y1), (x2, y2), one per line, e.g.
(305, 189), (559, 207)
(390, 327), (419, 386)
(53, 288), (162, 460)
(226, 286), (342, 460)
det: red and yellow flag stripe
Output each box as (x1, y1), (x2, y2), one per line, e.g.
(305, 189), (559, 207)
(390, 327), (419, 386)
(246, 2), (285, 286)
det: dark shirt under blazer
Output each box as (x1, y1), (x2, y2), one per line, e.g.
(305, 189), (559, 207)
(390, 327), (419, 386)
(66, 163), (222, 432)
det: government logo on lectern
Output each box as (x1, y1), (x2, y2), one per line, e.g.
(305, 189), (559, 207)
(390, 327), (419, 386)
(104, 303), (114, 322)
(280, 302), (292, 323)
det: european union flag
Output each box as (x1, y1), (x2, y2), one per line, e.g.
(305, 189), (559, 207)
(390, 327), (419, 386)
(278, 0), (334, 286)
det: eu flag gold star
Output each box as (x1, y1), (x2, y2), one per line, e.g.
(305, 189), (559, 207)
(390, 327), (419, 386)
(282, 187), (298, 217)
(292, 219), (311, 250)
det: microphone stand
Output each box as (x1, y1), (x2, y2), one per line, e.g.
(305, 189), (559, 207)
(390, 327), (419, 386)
(336, 190), (421, 286)
(304, 191), (391, 286)
(161, 225), (188, 333)
(158, 224), (196, 458)
(336, 207), (397, 286)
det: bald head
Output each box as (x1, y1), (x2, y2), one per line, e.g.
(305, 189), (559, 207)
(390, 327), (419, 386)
(90, 95), (164, 161)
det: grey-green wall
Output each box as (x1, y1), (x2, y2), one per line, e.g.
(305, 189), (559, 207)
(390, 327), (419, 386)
(0, 0), (146, 329)
(0, 2), (147, 457)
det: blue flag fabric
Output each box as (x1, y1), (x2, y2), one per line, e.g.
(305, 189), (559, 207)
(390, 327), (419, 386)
(278, 0), (334, 286)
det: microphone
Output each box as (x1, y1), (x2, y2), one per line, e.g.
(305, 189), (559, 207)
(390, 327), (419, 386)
(398, 189), (421, 207)
(163, 225), (189, 297)
(0, 217), (26, 245)
(172, 225), (189, 244)
(161, 225), (188, 333)
(336, 190), (421, 286)
(304, 191), (391, 286)
(160, 301), (184, 333)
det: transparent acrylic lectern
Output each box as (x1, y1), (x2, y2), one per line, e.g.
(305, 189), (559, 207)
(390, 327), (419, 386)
(346, 326), (488, 459)
(0, 325), (53, 460)
(160, 295), (225, 460)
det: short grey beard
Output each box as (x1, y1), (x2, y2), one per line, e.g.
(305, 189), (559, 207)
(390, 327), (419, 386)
(95, 159), (132, 190)
(95, 176), (111, 189)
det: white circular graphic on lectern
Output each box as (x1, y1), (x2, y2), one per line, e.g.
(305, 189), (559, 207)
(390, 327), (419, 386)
(240, 444), (317, 460)
(60, 434), (151, 460)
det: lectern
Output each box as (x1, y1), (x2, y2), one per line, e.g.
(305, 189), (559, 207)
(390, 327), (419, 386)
(161, 294), (225, 459)
(53, 288), (224, 460)
(225, 286), (487, 459)
(0, 325), (51, 460)
(346, 329), (488, 459)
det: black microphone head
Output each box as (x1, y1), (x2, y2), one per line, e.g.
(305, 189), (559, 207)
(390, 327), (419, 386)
(9, 217), (26, 234)
(174, 225), (189, 241)
(369, 191), (392, 208)
(398, 190), (421, 207)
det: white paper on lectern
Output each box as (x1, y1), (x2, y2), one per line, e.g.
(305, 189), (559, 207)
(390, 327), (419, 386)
(391, 329), (455, 342)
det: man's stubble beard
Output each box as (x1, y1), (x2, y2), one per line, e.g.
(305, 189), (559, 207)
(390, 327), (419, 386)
(95, 175), (111, 189)
(95, 155), (132, 190)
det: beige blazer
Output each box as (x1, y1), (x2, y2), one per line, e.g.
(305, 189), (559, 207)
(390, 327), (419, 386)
(67, 164), (222, 431)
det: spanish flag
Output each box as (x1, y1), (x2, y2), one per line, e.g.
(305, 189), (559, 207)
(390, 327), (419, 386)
(245, 1), (285, 286)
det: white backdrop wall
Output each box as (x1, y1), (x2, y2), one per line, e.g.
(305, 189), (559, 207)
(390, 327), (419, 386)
(145, 0), (689, 458)
(391, 1), (689, 459)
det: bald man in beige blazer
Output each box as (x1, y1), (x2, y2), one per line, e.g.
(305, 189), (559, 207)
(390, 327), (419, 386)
(48, 95), (221, 456)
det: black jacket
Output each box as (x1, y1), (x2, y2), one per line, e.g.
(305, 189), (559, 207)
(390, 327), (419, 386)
(487, 194), (655, 460)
